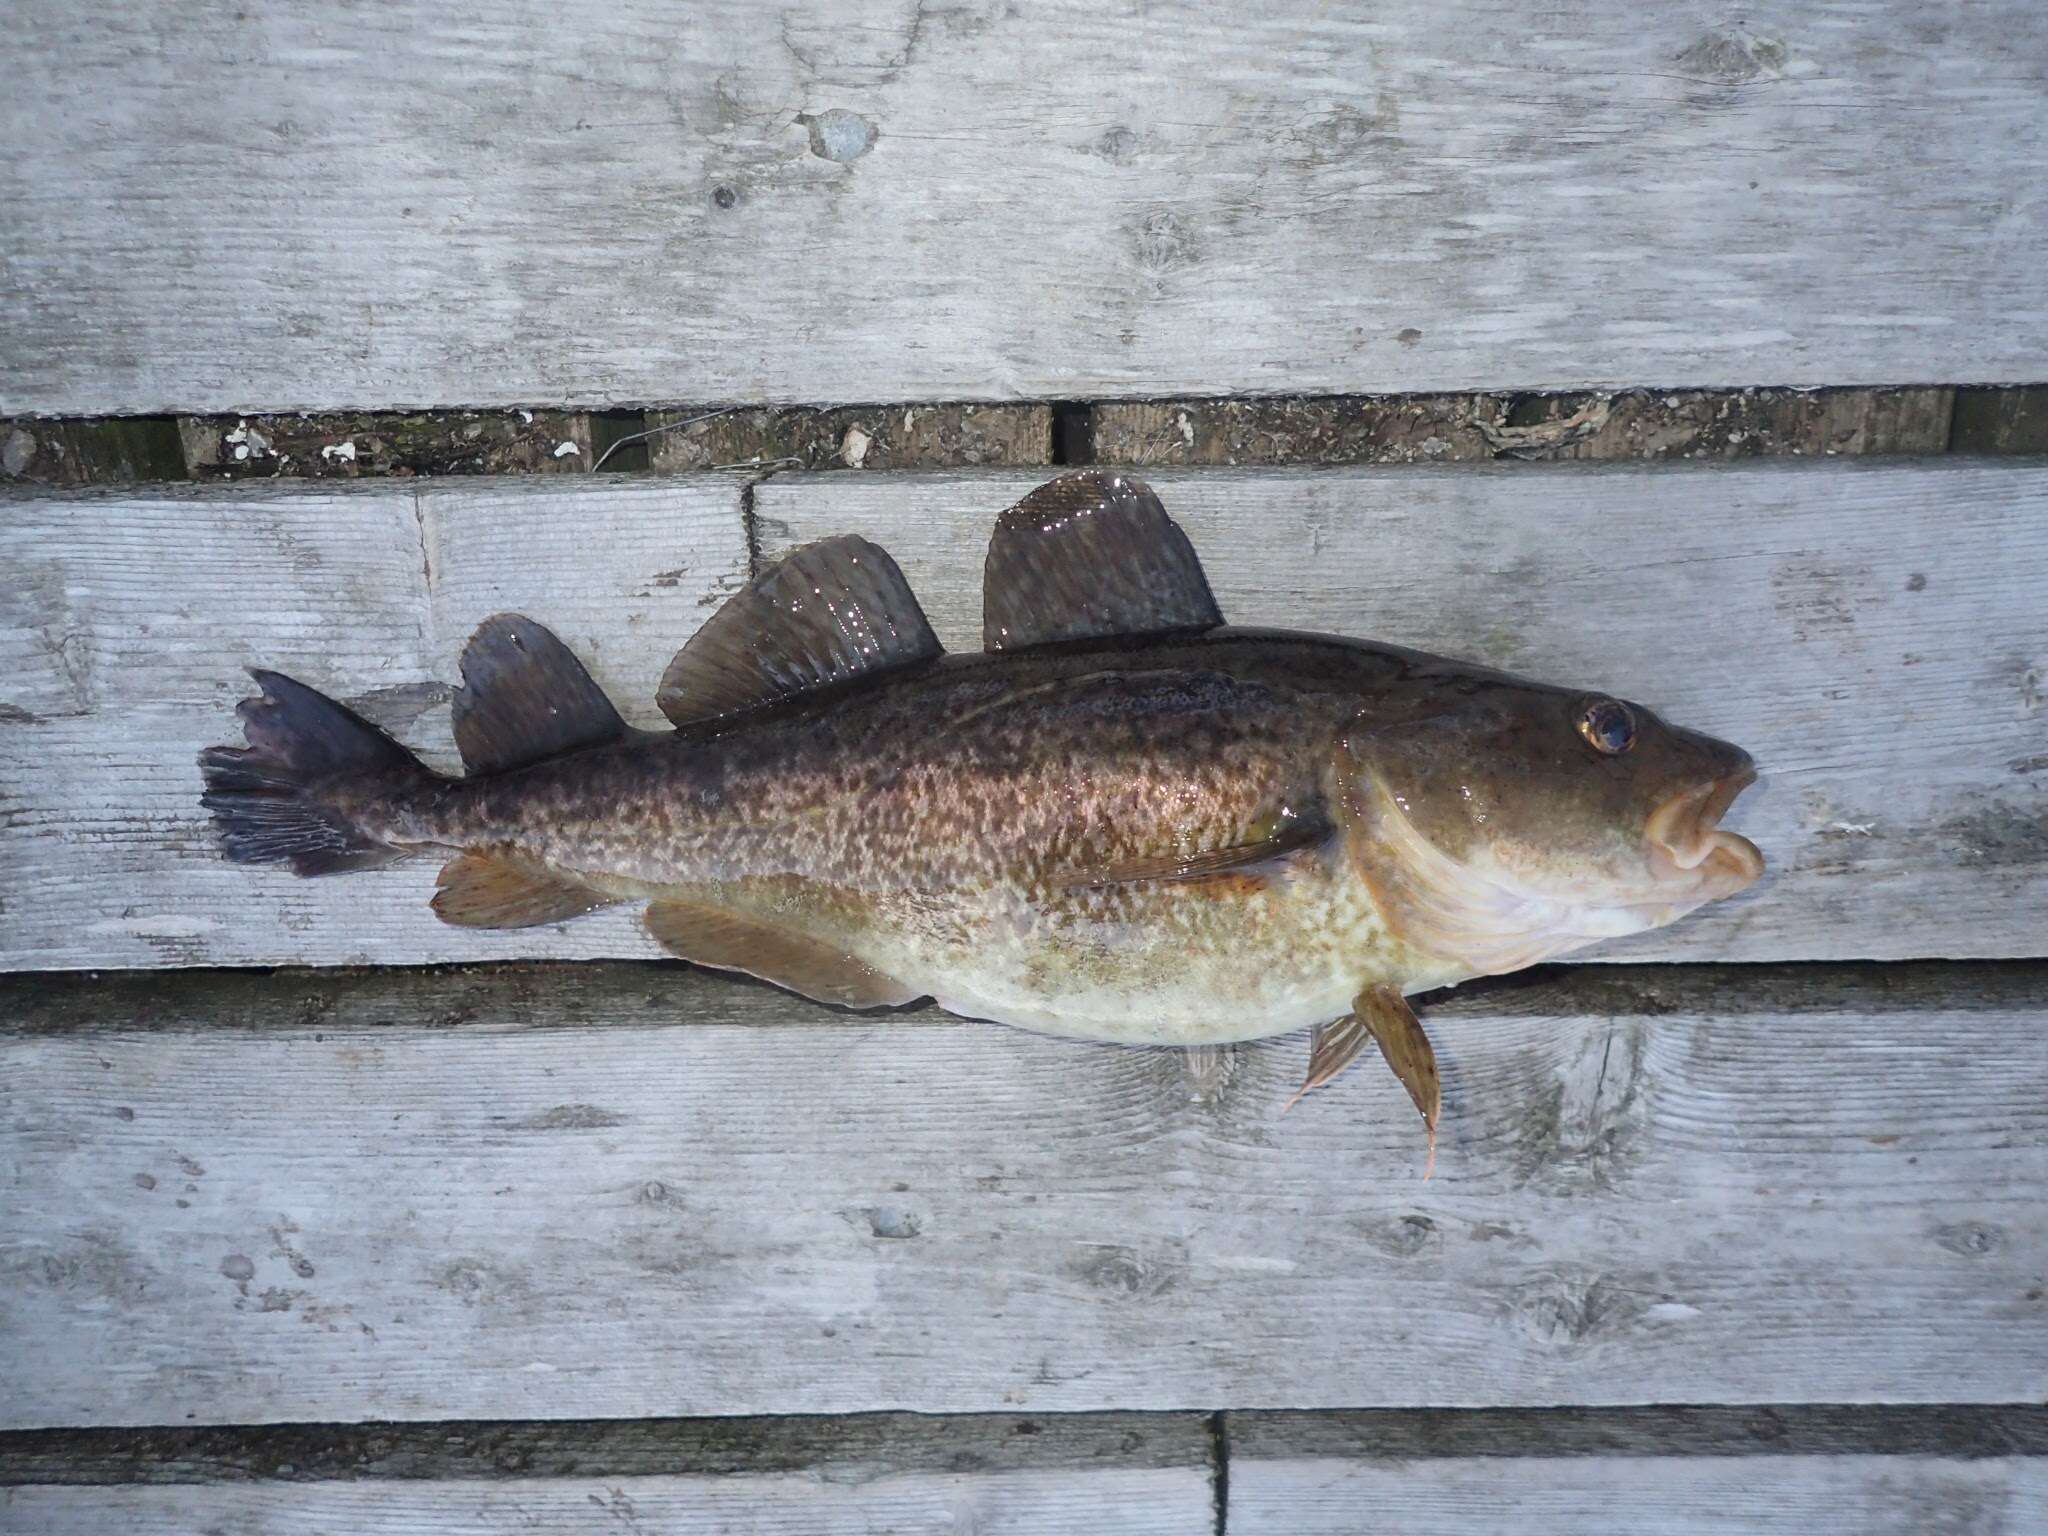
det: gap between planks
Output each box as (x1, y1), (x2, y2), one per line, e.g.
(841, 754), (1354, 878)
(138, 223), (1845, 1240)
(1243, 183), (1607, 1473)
(16, 384), (2048, 489)
(4, 1404), (2043, 1485)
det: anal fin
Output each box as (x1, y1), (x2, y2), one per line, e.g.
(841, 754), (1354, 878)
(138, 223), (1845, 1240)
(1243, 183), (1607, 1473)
(432, 852), (620, 928)
(645, 901), (922, 1010)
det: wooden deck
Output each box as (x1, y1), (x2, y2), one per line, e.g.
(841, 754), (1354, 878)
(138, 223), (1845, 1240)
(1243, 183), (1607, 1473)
(4, 0), (2047, 1530)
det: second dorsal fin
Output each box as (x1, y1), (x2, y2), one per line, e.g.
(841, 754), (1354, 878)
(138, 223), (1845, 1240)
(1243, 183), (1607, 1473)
(983, 472), (1224, 651)
(658, 536), (943, 726)
(453, 614), (629, 775)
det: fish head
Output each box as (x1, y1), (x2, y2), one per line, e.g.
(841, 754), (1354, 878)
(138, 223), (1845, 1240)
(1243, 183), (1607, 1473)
(1338, 666), (1763, 974)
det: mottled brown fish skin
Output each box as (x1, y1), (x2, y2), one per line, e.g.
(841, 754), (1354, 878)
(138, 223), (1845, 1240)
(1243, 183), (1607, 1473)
(353, 626), (1756, 1044)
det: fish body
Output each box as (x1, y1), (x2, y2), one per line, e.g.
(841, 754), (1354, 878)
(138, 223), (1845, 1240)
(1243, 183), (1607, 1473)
(204, 473), (1763, 1131)
(385, 633), (1426, 1045)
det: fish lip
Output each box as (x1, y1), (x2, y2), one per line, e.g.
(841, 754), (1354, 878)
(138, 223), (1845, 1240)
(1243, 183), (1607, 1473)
(1646, 767), (1764, 885)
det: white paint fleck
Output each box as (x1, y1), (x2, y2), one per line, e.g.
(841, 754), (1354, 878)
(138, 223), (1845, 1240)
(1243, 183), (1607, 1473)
(1645, 1302), (1702, 1321)
(320, 441), (357, 462)
(223, 419), (273, 460)
(1829, 821), (1875, 835)
(1177, 410), (1194, 446)
(839, 424), (872, 468)
(517, 409), (533, 424)
(553, 440), (581, 459)
(3, 427), (35, 477)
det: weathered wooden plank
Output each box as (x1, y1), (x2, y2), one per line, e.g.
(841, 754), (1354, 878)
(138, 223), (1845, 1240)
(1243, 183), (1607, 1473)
(1227, 1406), (2048, 1536)
(3, 962), (2043, 1427)
(5, 460), (2043, 970)
(0, 1413), (1216, 1535)
(1228, 1455), (2048, 1535)
(758, 462), (2048, 963)
(6, 2), (2048, 415)
(1, 476), (748, 970)
(0, 1469), (1212, 1536)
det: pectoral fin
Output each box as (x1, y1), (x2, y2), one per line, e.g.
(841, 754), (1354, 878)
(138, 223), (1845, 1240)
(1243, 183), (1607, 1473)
(1057, 814), (1329, 891)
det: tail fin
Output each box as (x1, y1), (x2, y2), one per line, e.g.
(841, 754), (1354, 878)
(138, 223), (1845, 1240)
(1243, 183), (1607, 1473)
(199, 670), (427, 876)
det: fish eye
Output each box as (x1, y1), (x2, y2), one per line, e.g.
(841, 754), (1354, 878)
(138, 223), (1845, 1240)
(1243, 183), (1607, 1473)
(1577, 697), (1637, 755)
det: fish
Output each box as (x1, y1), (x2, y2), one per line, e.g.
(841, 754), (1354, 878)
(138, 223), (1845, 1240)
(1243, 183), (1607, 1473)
(201, 471), (1763, 1163)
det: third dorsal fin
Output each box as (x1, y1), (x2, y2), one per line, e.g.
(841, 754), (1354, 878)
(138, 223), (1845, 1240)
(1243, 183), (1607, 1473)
(658, 537), (943, 726)
(453, 614), (629, 775)
(982, 472), (1224, 651)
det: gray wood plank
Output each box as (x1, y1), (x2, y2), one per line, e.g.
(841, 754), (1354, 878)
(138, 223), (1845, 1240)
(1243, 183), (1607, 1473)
(756, 461), (2048, 963)
(0, 1469), (1213, 1536)
(5, 2), (2047, 415)
(3, 962), (2043, 1427)
(0, 475), (749, 970)
(1226, 1409), (2048, 1534)
(1228, 1455), (2048, 1536)
(5, 460), (2043, 970)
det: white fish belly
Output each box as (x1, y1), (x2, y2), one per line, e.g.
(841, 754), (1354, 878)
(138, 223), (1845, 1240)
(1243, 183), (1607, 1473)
(861, 863), (1411, 1046)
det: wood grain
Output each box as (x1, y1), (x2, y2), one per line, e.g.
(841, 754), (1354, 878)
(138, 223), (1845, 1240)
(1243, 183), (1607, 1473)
(0, 1468), (1213, 1536)
(0, 475), (749, 970)
(1228, 1454), (2048, 1536)
(5, 460), (2043, 970)
(757, 462), (2048, 963)
(3, 962), (2043, 1427)
(1227, 1405), (2048, 1529)
(5, 2), (2047, 415)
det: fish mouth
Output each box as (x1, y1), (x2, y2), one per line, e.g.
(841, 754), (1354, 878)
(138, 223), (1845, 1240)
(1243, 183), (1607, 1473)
(1645, 768), (1765, 891)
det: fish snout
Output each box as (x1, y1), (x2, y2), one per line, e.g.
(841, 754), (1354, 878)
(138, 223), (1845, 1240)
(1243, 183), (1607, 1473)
(1645, 766), (1764, 894)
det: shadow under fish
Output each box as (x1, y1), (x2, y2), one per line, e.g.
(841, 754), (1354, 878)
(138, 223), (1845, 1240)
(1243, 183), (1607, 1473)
(201, 472), (1764, 1171)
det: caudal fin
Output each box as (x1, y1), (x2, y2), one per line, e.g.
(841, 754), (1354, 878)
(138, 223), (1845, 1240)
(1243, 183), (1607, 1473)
(199, 670), (427, 876)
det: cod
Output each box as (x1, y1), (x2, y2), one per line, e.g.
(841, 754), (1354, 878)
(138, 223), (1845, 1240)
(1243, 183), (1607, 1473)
(203, 473), (1764, 1163)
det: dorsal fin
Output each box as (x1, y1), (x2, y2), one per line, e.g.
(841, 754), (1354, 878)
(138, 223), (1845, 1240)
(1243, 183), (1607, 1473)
(982, 472), (1224, 651)
(452, 614), (629, 775)
(658, 537), (942, 726)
